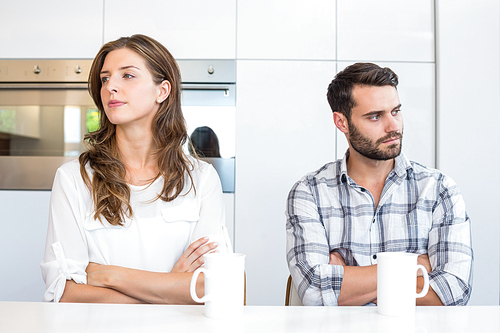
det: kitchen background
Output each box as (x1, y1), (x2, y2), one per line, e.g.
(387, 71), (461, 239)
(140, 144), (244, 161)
(0, 0), (498, 306)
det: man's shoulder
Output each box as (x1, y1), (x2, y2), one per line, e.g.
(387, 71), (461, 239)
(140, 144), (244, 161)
(406, 159), (457, 189)
(293, 160), (343, 189)
(408, 159), (444, 178)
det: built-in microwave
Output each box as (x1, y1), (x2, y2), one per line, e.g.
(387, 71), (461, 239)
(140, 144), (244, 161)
(0, 59), (235, 192)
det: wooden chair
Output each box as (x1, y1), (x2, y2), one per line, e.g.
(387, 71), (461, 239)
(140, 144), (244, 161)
(285, 275), (303, 306)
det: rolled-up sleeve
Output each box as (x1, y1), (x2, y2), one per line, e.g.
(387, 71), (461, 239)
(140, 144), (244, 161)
(40, 164), (89, 302)
(286, 180), (344, 306)
(428, 176), (473, 306)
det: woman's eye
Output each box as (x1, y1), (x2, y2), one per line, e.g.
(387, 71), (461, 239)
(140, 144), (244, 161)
(124, 73), (134, 79)
(100, 77), (109, 83)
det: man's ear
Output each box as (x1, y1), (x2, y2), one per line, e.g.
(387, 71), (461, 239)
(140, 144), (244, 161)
(333, 112), (349, 134)
(156, 80), (171, 103)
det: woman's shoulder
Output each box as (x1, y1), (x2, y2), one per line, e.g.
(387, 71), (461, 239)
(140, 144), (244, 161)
(57, 158), (81, 175)
(187, 155), (214, 175)
(185, 156), (220, 188)
(55, 158), (93, 183)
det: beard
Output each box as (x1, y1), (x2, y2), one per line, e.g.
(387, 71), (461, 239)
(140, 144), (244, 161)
(348, 121), (403, 161)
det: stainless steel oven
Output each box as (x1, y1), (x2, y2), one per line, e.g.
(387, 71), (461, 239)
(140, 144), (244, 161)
(0, 59), (235, 192)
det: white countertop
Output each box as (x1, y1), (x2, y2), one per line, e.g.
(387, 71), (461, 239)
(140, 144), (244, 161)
(1, 302), (499, 333)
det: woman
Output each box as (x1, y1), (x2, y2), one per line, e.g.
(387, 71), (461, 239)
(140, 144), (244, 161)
(41, 34), (230, 304)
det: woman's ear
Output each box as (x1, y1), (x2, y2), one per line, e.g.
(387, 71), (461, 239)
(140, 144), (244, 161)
(333, 112), (349, 134)
(157, 80), (171, 103)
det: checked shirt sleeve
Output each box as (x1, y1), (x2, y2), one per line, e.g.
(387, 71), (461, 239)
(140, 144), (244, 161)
(427, 175), (473, 306)
(286, 179), (344, 306)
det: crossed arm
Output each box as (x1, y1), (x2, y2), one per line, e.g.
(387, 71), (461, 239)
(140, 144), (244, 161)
(60, 237), (217, 304)
(329, 251), (443, 306)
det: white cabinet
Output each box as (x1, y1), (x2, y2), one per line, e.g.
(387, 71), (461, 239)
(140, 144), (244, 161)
(0, 1), (103, 59)
(237, 0), (336, 60)
(0, 191), (50, 301)
(436, 0), (500, 305)
(104, 0), (236, 59)
(336, 62), (435, 168)
(235, 60), (336, 304)
(337, 0), (434, 62)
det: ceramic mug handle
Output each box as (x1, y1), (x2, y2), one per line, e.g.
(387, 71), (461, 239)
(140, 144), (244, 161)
(190, 267), (210, 303)
(416, 264), (429, 298)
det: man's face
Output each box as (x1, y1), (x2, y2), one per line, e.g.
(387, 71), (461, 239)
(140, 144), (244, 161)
(347, 85), (403, 161)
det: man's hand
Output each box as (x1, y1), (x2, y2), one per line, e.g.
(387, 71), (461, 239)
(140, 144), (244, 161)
(417, 254), (432, 276)
(329, 250), (346, 266)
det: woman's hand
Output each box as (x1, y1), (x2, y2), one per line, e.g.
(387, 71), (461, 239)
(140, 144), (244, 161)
(171, 237), (218, 273)
(86, 263), (122, 288)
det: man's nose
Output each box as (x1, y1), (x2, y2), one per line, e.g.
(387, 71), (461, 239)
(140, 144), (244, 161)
(385, 114), (400, 133)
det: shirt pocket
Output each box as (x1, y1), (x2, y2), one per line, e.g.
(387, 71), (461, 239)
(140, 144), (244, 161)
(385, 211), (431, 252)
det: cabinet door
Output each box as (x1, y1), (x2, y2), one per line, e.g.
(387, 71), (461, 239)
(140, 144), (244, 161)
(437, 0), (500, 305)
(104, 0), (236, 59)
(336, 61), (435, 168)
(235, 59), (336, 304)
(237, 0), (336, 60)
(0, 190), (50, 301)
(0, 1), (103, 59)
(337, 0), (434, 62)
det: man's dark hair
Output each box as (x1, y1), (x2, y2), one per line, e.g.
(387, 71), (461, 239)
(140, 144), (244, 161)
(326, 63), (399, 120)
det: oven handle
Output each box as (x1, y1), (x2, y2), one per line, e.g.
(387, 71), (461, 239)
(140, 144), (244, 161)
(181, 84), (231, 92)
(0, 83), (88, 89)
(0, 83), (232, 92)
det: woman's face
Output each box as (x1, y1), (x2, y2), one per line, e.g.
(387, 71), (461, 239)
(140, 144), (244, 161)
(99, 48), (170, 129)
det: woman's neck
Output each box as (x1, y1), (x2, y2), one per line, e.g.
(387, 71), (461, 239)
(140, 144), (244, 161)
(115, 125), (159, 186)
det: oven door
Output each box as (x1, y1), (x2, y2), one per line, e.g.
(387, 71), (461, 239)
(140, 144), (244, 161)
(0, 82), (235, 192)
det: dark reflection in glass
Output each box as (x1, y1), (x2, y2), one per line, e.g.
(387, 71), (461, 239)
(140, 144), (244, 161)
(189, 126), (221, 158)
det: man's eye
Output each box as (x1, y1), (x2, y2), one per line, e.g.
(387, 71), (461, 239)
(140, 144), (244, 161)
(392, 109), (401, 116)
(370, 115), (380, 120)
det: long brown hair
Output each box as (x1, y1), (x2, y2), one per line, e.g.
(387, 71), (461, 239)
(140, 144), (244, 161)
(80, 34), (194, 226)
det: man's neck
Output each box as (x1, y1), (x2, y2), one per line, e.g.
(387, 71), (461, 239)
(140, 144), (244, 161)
(346, 148), (396, 208)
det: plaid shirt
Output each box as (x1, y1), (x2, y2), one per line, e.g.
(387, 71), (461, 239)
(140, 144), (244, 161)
(286, 151), (473, 306)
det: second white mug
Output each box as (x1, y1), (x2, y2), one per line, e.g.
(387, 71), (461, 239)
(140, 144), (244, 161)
(377, 252), (429, 316)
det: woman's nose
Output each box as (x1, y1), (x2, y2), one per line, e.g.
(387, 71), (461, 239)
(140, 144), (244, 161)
(105, 77), (119, 94)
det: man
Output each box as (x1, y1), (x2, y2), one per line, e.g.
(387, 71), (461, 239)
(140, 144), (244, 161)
(285, 63), (473, 306)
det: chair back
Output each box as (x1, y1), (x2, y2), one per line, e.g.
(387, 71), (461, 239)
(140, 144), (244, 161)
(285, 275), (303, 306)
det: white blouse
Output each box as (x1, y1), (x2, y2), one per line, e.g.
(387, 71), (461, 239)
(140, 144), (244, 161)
(40, 158), (229, 302)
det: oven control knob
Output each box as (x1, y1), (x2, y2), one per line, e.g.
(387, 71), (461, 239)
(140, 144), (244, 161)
(207, 66), (214, 75)
(75, 65), (82, 74)
(33, 65), (41, 75)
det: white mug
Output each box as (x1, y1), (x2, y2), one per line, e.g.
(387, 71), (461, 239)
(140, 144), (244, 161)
(190, 253), (245, 319)
(377, 252), (429, 316)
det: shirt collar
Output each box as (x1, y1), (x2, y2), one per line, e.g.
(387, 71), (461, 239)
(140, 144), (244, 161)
(340, 149), (413, 182)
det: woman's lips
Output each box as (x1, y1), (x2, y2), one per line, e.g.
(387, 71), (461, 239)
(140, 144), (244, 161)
(108, 100), (125, 108)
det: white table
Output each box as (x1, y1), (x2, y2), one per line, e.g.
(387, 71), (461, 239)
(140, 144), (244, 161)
(0, 302), (498, 333)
